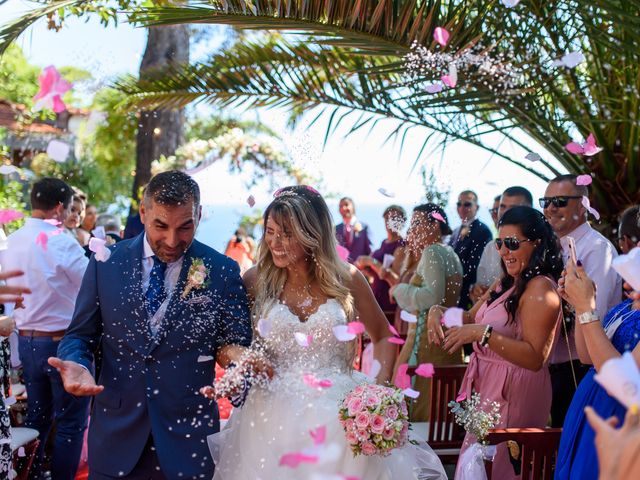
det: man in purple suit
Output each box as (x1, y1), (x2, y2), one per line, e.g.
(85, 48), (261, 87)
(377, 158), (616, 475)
(335, 197), (372, 263)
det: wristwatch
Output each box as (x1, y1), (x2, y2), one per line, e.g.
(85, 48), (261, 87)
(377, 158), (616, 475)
(576, 310), (599, 325)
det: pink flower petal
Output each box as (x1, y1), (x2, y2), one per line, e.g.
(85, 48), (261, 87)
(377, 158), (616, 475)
(0, 209), (24, 224)
(294, 332), (313, 347)
(415, 363), (435, 378)
(456, 392), (467, 402)
(279, 452), (319, 468)
(346, 321), (366, 335)
(581, 196), (600, 220)
(33, 66), (72, 113)
(441, 75), (456, 88)
(309, 425), (326, 445)
(424, 83), (444, 94)
(35, 232), (48, 251)
(441, 64), (458, 88)
(583, 133), (603, 156)
(403, 387), (421, 399)
(576, 174), (593, 186)
(256, 318), (271, 337)
(388, 336), (405, 345)
(441, 307), (464, 328)
(52, 95), (66, 113)
(336, 244), (350, 262)
(378, 187), (396, 197)
(394, 363), (412, 390)
(303, 373), (333, 389)
(368, 359), (381, 379)
(433, 27), (450, 47)
(430, 212), (445, 223)
(525, 152), (541, 162)
(565, 142), (584, 154)
(388, 324), (400, 336)
(246, 195), (256, 207)
(333, 325), (356, 342)
(43, 218), (61, 226)
(400, 310), (417, 323)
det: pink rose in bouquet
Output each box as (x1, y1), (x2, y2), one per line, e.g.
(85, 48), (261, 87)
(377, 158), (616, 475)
(339, 383), (409, 456)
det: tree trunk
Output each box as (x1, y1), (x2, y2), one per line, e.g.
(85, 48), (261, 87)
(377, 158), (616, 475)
(132, 25), (190, 200)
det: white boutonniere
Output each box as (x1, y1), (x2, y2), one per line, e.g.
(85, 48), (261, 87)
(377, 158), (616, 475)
(182, 258), (210, 299)
(353, 222), (363, 234)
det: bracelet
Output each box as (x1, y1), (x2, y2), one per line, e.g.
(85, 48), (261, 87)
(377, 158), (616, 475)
(479, 325), (493, 347)
(576, 310), (599, 325)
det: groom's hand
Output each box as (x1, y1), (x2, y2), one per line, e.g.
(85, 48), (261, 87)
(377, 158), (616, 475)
(48, 357), (105, 396)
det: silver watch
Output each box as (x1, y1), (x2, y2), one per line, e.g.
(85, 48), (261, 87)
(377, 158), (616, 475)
(576, 310), (599, 325)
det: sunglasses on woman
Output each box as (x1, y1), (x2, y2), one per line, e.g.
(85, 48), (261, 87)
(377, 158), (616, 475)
(538, 196), (582, 209)
(495, 237), (533, 251)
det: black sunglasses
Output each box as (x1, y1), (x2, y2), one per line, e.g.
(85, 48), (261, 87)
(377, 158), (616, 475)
(457, 201), (475, 208)
(538, 196), (582, 209)
(495, 237), (533, 251)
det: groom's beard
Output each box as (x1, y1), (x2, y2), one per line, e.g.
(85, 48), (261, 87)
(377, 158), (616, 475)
(154, 240), (191, 263)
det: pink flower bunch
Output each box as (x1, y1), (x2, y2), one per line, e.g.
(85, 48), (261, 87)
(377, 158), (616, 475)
(339, 383), (409, 457)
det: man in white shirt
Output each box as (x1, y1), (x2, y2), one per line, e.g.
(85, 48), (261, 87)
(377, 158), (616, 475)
(471, 187), (533, 302)
(541, 174), (622, 427)
(0, 177), (89, 480)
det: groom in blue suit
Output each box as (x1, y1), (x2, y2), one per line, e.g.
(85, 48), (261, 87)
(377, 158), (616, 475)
(49, 171), (255, 479)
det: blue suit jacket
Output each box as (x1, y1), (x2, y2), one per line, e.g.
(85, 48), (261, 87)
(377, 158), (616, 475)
(58, 233), (251, 478)
(449, 219), (493, 309)
(335, 222), (372, 263)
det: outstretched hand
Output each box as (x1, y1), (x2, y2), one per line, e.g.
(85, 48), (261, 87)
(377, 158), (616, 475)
(0, 270), (31, 305)
(585, 405), (640, 479)
(48, 357), (104, 396)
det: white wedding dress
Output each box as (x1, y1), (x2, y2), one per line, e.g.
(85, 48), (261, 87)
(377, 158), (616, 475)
(209, 299), (447, 480)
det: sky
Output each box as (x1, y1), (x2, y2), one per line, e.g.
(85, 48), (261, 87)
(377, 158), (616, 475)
(1, 0), (567, 227)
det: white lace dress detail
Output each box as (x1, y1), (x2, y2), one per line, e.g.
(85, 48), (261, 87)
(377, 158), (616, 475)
(209, 299), (447, 480)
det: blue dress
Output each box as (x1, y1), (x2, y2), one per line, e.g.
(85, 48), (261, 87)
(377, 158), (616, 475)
(555, 300), (640, 479)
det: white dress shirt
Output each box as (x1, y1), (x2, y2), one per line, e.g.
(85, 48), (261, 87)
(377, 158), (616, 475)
(476, 240), (503, 287)
(141, 235), (183, 298)
(0, 218), (88, 331)
(551, 222), (622, 364)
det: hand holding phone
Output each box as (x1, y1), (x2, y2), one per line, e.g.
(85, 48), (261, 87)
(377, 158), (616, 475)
(567, 236), (578, 265)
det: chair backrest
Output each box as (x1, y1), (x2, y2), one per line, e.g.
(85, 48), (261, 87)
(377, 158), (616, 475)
(484, 428), (563, 480)
(409, 364), (467, 449)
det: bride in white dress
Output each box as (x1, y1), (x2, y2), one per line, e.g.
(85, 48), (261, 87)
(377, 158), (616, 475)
(208, 186), (447, 479)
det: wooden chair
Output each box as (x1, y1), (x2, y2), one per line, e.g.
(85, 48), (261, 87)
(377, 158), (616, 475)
(408, 364), (467, 463)
(483, 428), (563, 480)
(11, 427), (40, 480)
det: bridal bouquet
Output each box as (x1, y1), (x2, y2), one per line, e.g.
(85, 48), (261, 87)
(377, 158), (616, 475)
(449, 392), (501, 480)
(339, 383), (409, 457)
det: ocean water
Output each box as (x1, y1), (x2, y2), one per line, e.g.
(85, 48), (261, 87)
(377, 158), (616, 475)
(195, 203), (493, 253)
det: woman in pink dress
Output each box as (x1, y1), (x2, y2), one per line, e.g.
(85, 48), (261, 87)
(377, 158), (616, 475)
(427, 206), (564, 479)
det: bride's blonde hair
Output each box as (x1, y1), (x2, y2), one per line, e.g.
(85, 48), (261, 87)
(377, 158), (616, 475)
(253, 186), (354, 321)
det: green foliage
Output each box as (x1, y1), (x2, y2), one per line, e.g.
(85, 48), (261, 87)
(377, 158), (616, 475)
(421, 167), (449, 208)
(186, 115), (279, 141)
(238, 208), (263, 237)
(0, 43), (40, 106)
(0, 180), (27, 233)
(73, 87), (138, 208)
(101, 0), (640, 219)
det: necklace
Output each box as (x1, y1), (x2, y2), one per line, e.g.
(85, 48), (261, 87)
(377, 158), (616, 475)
(603, 303), (635, 338)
